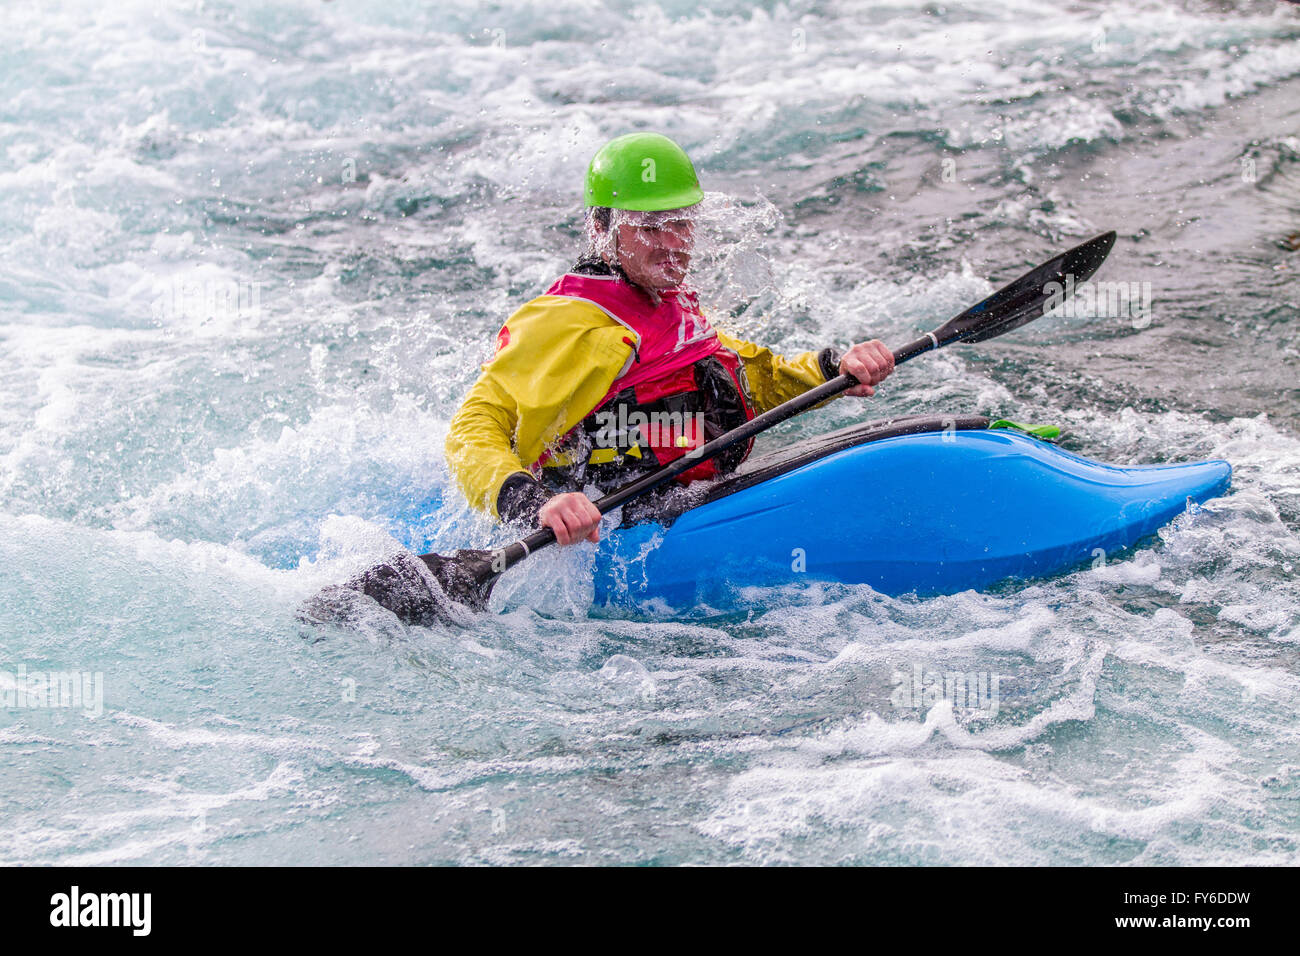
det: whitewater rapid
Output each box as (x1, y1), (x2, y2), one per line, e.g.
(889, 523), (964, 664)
(1, 0), (1297, 864)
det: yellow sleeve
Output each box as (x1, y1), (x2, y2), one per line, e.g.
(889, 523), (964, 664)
(444, 372), (534, 518)
(444, 295), (635, 517)
(715, 331), (831, 414)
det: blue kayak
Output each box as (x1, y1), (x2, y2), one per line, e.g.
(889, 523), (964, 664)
(591, 414), (1231, 611)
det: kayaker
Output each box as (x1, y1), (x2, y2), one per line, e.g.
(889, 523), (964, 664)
(445, 132), (895, 546)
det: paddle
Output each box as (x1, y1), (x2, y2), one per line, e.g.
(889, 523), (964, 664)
(302, 230), (1117, 627)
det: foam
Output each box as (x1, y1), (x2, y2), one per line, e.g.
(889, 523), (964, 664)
(4, 0), (1299, 866)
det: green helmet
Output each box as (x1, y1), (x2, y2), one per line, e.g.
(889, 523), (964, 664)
(584, 132), (703, 211)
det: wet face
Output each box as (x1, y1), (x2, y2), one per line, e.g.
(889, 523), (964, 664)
(611, 215), (694, 292)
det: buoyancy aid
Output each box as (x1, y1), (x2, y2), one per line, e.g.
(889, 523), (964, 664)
(534, 271), (756, 488)
(445, 258), (838, 523)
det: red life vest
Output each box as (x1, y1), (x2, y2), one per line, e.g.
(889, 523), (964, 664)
(536, 272), (755, 484)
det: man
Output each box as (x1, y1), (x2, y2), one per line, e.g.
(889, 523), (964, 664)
(446, 133), (894, 546)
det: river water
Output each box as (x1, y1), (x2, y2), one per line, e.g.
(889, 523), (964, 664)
(1, 0), (1298, 864)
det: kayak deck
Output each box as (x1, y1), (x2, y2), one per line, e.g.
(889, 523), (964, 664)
(592, 415), (1232, 610)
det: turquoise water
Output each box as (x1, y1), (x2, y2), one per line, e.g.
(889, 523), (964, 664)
(1, 0), (1298, 864)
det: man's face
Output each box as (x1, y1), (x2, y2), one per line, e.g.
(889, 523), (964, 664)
(612, 212), (694, 292)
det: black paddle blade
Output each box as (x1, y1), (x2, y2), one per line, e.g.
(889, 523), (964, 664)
(417, 549), (499, 614)
(298, 549), (499, 627)
(938, 231), (1117, 345)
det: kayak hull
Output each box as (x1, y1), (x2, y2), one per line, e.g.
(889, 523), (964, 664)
(592, 420), (1231, 611)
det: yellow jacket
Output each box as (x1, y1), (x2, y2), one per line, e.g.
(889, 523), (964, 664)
(445, 293), (831, 517)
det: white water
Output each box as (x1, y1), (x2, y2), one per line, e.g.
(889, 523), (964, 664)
(1, 0), (1298, 864)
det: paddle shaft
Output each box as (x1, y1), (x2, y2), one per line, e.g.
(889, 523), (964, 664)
(487, 334), (939, 574)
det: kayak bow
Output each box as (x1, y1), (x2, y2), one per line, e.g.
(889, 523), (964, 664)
(591, 414), (1232, 611)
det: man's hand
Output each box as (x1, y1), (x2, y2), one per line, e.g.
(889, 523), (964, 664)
(840, 339), (895, 397)
(538, 492), (602, 545)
